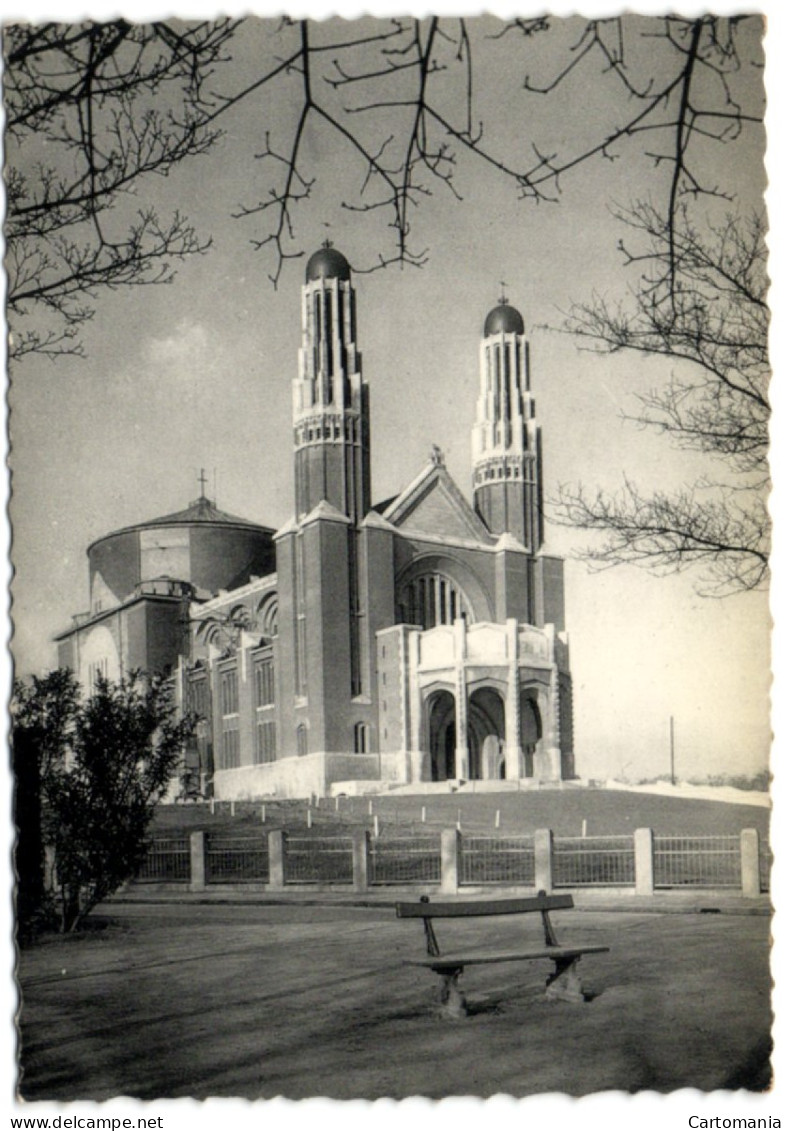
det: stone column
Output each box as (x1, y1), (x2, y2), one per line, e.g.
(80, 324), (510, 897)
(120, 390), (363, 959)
(534, 828), (554, 892)
(504, 618), (522, 779)
(542, 639), (562, 780)
(634, 828), (654, 896)
(441, 828), (460, 894)
(454, 619), (469, 779)
(268, 829), (285, 889)
(740, 829), (761, 898)
(352, 829), (371, 892)
(189, 831), (206, 892)
(408, 630), (423, 781)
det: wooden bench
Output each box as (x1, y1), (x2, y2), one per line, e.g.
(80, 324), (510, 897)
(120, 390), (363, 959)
(395, 892), (609, 1018)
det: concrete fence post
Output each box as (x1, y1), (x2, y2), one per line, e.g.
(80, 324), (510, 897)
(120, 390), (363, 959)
(189, 830), (206, 892)
(534, 828), (553, 892)
(634, 828), (654, 896)
(740, 828), (761, 897)
(352, 830), (371, 892)
(440, 828), (460, 894)
(268, 829), (286, 890)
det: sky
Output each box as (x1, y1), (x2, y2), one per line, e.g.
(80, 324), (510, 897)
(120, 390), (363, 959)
(6, 11), (773, 790)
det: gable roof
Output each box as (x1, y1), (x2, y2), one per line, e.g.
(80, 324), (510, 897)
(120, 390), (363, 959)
(383, 459), (494, 545)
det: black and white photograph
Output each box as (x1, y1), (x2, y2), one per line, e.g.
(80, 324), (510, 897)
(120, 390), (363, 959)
(5, 1), (785, 1118)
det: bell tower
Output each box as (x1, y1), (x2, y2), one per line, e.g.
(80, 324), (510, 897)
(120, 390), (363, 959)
(293, 243), (371, 524)
(472, 297), (542, 552)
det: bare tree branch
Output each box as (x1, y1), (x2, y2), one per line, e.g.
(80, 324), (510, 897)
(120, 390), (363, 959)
(553, 204), (769, 596)
(5, 19), (238, 362)
(5, 15), (764, 360)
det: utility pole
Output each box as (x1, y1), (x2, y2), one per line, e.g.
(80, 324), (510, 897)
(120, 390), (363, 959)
(670, 715), (676, 786)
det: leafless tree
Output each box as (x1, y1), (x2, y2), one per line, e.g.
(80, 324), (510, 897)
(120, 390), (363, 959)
(5, 15), (764, 360)
(554, 202), (769, 596)
(4, 20), (237, 362)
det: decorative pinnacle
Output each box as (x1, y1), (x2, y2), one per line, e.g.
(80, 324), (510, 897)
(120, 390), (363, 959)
(498, 281), (509, 305)
(322, 237), (334, 249)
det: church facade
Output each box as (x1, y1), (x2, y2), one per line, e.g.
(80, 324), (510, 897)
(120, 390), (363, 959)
(56, 246), (574, 799)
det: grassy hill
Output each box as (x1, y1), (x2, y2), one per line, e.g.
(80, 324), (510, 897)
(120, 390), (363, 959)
(152, 787), (769, 841)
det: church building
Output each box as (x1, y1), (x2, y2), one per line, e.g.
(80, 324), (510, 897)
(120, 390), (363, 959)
(55, 245), (574, 798)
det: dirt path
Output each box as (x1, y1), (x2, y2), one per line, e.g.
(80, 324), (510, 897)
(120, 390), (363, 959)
(17, 902), (772, 1100)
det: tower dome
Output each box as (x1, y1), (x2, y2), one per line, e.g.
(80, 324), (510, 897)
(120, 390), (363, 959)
(305, 245), (351, 282)
(484, 302), (525, 337)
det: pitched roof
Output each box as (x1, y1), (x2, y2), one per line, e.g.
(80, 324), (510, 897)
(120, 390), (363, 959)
(383, 459), (494, 545)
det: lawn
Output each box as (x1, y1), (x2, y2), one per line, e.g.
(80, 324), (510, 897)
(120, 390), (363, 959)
(17, 900), (772, 1100)
(152, 788), (770, 840)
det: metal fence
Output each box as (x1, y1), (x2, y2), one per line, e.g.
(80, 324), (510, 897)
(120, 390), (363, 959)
(460, 836), (535, 886)
(206, 836), (269, 883)
(552, 836), (636, 887)
(284, 835), (354, 884)
(138, 826), (767, 894)
(370, 836), (442, 885)
(137, 837), (191, 882)
(653, 835), (741, 888)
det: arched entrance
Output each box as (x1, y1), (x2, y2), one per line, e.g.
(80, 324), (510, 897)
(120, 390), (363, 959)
(520, 689), (542, 777)
(468, 687), (505, 780)
(428, 690), (456, 781)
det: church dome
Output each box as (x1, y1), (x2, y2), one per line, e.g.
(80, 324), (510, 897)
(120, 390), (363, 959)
(484, 302), (525, 337)
(306, 245), (351, 282)
(86, 493), (276, 607)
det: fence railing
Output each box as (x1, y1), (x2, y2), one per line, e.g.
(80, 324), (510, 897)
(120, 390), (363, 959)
(206, 835), (269, 884)
(284, 835), (354, 884)
(552, 836), (636, 887)
(460, 836), (535, 886)
(136, 826), (769, 897)
(653, 835), (741, 888)
(370, 836), (441, 885)
(137, 837), (191, 882)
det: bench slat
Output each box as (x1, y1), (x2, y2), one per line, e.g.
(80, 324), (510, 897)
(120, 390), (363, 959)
(395, 894), (574, 919)
(405, 945), (609, 970)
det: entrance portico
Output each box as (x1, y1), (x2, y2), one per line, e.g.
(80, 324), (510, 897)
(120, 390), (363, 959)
(383, 617), (568, 784)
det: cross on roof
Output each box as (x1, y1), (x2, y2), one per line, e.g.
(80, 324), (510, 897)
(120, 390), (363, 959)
(198, 468), (208, 497)
(498, 281), (509, 305)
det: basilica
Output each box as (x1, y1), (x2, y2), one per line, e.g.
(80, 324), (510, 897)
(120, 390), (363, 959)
(56, 246), (574, 798)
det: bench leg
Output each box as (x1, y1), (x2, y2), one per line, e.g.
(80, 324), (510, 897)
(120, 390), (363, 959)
(437, 967), (467, 1019)
(545, 956), (585, 1004)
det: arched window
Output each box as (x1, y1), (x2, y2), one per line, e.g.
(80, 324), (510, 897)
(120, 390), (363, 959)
(353, 722), (369, 754)
(228, 604), (249, 627)
(397, 572), (472, 630)
(255, 594), (278, 639)
(296, 724), (308, 757)
(202, 624), (221, 648)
